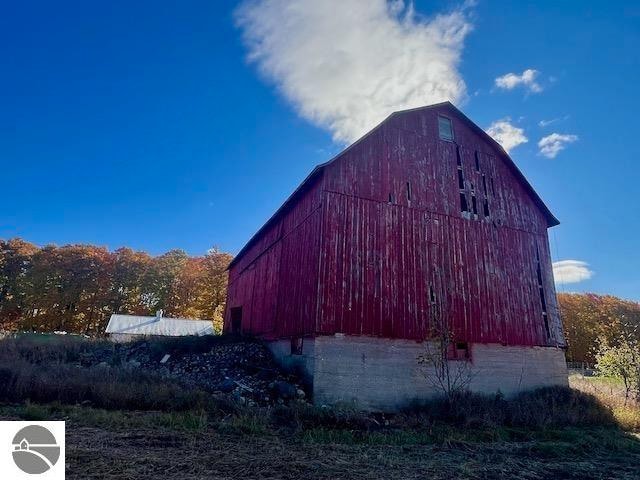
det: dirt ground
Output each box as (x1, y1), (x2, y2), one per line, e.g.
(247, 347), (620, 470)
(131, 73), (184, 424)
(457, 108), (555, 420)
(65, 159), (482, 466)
(64, 423), (640, 480)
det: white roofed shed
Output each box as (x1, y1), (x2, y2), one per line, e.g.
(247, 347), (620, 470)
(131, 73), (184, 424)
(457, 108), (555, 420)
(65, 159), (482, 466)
(105, 310), (214, 339)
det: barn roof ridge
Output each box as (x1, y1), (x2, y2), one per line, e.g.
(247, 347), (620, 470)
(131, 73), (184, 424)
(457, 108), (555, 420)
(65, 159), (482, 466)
(229, 102), (558, 268)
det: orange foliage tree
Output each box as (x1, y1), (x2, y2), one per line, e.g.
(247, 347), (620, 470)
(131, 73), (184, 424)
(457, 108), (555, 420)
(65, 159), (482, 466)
(0, 238), (232, 335)
(559, 293), (640, 364)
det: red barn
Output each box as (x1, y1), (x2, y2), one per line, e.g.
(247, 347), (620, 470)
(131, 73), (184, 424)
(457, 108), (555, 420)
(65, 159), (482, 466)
(225, 102), (567, 410)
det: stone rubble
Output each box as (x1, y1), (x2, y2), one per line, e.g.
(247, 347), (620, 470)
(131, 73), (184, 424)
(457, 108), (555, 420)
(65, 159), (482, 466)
(79, 338), (309, 407)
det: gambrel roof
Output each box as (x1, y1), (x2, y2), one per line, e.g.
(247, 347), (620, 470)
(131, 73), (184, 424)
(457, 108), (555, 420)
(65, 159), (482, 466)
(230, 102), (558, 268)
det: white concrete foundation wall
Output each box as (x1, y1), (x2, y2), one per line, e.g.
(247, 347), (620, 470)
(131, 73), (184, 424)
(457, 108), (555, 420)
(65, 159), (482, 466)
(266, 338), (316, 387)
(310, 335), (568, 411)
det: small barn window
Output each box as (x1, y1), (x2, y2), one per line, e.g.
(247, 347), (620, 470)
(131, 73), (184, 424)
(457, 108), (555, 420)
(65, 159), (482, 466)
(483, 199), (490, 218)
(447, 342), (470, 361)
(438, 116), (454, 141)
(291, 337), (304, 355)
(406, 182), (412, 202)
(460, 193), (469, 213)
(457, 169), (465, 189)
(388, 193), (394, 204)
(474, 151), (480, 172)
(471, 193), (478, 216)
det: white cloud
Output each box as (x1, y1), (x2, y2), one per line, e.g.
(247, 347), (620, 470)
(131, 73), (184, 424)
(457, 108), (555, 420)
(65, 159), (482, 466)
(486, 119), (528, 152)
(495, 69), (542, 93)
(538, 133), (578, 158)
(552, 260), (594, 285)
(236, 0), (472, 143)
(538, 115), (569, 128)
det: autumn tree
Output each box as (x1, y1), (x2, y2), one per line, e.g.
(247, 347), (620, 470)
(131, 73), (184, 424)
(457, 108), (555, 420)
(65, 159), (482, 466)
(0, 239), (38, 330)
(559, 293), (640, 364)
(0, 238), (233, 335)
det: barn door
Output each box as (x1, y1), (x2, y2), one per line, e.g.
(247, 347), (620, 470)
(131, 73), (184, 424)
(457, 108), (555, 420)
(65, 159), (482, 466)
(230, 307), (243, 334)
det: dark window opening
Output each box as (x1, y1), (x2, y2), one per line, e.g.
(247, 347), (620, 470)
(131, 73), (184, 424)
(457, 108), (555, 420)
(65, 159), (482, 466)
(230, 307), (242, 334)
(536, 263), (544, 286)
(291, 337), (304, 355)
(471, 194), (478, 216)
(542, 313), (550, 337)
(438, 116), (454, 141)
(474, 151), (480, 172)
(483, 199), (490, 218)
(460, 193), (469, 213)
(429, 285), (437, 304)
(448, 342), (471, 361)
(539, 287), (547, 311)
(457, 169), (465, 189)
(456, 146), (462, 167)
(388, 193), (394, 204)
(406, 182), (412, 202)
(535, 247), (550, 338)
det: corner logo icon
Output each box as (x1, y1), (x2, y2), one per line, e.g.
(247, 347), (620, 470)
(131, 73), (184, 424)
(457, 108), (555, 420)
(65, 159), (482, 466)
(12, 425), (61, 474)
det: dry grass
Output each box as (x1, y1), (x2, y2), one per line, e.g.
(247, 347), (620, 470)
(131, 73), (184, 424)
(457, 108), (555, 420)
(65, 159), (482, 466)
(1, 403), (639, 480)
(2, 335), (640, 478)
(570, 373), (640, 431)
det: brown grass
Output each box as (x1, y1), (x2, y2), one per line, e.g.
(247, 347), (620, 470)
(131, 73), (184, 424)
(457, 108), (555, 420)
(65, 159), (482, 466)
(2, 335), (640, 478)
(570, 373), (640, 431)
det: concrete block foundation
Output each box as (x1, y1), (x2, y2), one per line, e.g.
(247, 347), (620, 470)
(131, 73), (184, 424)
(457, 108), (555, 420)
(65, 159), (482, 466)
(268, 335), (568, 411)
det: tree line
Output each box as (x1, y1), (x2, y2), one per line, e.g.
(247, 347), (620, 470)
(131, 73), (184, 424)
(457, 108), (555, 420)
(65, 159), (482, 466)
(559, 293), (640, 364)
(2, 236), (639, 363)
(0, 238), (232, 335)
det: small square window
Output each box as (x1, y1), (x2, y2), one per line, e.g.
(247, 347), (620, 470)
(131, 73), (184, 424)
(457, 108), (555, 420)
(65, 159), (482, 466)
(447, 342), (471, 361)
(438, 116), (454, 141)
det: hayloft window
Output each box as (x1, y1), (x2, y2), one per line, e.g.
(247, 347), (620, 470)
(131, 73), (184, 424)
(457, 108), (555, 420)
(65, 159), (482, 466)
(471, 193), (478, 216)
(438, 116), (454, 141)
(458, 169), (465, 189)
(460, 193), (469, 213)
(483, 199), (490, 218)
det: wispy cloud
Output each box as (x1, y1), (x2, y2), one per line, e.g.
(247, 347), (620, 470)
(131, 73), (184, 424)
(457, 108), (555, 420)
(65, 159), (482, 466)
(538, 115), (569, 128)
(495, 69), (542, 93)
(553, 260), (594, 284)
(538, 133), (578, 158)
(236, 0), (472, 143)
(486, 119), (528, 152)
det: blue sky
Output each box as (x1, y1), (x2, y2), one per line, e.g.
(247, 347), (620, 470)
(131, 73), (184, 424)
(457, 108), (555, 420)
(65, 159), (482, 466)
(1, 1), (638, 300)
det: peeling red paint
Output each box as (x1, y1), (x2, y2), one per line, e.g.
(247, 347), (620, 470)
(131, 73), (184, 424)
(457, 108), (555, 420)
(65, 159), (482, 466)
(224, 103), (565, 348)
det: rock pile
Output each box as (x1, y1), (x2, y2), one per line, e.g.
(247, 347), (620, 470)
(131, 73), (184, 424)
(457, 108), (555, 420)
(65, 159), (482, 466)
(81, 337), (309, 407)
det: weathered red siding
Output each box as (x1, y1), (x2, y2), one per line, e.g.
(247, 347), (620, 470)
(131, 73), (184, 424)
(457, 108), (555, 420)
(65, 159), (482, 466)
(224, 103), (565, 347)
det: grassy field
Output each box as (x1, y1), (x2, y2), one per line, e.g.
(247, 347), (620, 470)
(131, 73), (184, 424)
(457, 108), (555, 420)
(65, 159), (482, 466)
(1, 335), (640, 479)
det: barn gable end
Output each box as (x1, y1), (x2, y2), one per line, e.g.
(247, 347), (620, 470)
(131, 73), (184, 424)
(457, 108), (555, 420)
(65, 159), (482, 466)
(224, 102), (567, 409)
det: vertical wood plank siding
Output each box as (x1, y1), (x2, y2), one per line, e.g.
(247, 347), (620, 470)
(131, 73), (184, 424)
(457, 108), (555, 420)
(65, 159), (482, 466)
(225, 104), (565, 347)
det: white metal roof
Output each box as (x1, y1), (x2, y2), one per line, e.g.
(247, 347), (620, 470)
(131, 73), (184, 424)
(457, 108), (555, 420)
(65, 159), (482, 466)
(105, 314), (214, 337)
